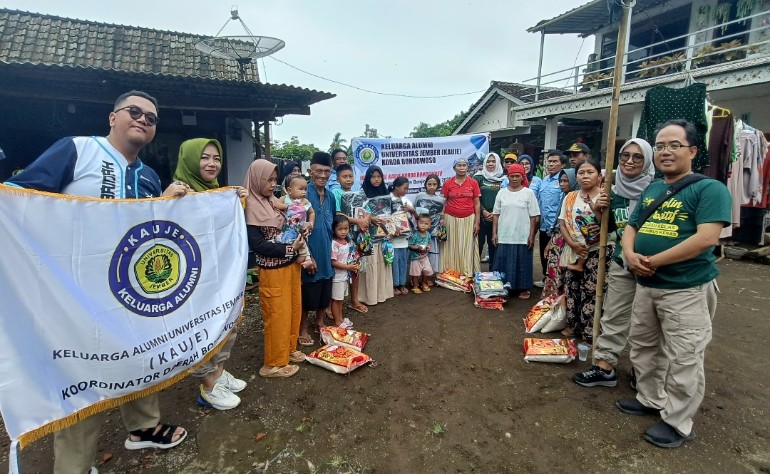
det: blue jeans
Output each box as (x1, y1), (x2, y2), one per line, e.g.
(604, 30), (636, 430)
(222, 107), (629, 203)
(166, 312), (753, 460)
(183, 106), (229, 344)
(391, 247), (409, 286)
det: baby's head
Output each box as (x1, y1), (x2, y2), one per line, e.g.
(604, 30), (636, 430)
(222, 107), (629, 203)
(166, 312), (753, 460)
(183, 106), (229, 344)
(417, 213), (432, 232)
(284, 175), (308, 200)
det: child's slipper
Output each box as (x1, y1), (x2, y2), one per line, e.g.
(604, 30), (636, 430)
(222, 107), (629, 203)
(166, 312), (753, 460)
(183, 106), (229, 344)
(298, 336), (314, 347)
(421, 284), (431, 292)
(411, 287), (422, 294)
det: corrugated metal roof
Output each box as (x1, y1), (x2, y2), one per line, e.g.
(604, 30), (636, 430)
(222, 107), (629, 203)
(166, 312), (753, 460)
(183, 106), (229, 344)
(0, 61), (335, 117)
(0, 8), (259, 81)
(527, 0), (665, 36)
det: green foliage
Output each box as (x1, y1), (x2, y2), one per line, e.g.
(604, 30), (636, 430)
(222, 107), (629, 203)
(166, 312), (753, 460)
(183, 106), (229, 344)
(426, 421), (447, 436)
(329, 132), (348, 153)
(270, 136), (320, 163)
(410, 110), (467, 138)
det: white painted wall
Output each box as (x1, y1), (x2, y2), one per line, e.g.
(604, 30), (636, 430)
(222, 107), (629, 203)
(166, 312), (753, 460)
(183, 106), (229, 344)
(225, 117), (255, 187)
(466, 96), (511, 133)
(717, 95), (770, 130)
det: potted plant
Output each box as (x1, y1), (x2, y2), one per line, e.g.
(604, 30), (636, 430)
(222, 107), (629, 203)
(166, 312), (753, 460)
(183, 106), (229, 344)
(581, 72), (612, 90)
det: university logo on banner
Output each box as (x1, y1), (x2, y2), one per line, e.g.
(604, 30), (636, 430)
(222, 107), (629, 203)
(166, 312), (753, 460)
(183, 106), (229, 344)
(0, 186), (247, 453)
(351, 134), (489, 195)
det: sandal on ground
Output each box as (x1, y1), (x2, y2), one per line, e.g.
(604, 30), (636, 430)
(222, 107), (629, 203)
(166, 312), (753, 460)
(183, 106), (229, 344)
(421, 284), (431, 292)
(298, 336), (314, 347)
(561, 327), (575, 337)
(348, 303), (369, 314)
(518, 291), (531, 300)
(324, 309), (334, 321)
(289, 350), (306, 363)
(124, 423), (187, 450)
(259, 365), (299, 378)
(393, 288), (405, 296)
(411, 287), (422, 294)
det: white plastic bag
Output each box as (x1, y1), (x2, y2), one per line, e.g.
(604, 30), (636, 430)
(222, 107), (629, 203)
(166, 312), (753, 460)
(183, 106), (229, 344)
(540, 296), (567, 333)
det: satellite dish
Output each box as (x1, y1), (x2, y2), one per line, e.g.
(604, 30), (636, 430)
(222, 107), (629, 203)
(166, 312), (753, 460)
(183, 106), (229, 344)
(194, 6), (285, 80)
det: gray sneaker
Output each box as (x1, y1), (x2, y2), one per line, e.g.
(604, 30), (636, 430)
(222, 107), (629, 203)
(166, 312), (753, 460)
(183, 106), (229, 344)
(573, 365), (617, 387)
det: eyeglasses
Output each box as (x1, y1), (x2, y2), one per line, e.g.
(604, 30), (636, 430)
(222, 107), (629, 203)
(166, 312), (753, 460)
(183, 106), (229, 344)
(619, 152), (645, 164)
(653, 142), (692, 153)
(114, 105), (159, 126)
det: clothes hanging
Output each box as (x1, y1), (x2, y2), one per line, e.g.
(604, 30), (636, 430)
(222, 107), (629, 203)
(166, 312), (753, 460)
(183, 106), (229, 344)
(703, 107), (734, 184)
(637, 83), (709, 170)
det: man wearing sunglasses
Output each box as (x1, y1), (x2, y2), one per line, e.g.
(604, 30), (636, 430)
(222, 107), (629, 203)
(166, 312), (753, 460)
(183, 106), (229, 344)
(5, 90), (188, 473)
(617, 119), (730, 449)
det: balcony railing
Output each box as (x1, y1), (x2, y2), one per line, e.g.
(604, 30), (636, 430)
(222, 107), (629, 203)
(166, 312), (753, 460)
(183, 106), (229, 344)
(521, 9), (770, 102)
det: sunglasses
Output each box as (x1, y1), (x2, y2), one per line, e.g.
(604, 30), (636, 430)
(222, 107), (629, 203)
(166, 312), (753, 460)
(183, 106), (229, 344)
(114, 105), (159, 126)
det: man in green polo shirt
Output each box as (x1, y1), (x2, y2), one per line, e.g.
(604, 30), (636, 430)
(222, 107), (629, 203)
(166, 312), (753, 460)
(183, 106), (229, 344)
(617, 119), (731, 448)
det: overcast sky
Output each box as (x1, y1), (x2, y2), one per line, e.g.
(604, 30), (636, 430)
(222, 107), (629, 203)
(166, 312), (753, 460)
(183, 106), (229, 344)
(7, 0), (593, 149)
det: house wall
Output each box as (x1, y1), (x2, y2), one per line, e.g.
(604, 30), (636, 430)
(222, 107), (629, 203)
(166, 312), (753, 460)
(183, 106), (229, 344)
(466, 97), (511, 133)
(225, 118), (256, 187)
(718, 96), (770, 130)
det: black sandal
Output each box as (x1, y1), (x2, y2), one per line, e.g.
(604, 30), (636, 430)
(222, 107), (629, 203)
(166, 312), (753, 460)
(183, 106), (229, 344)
(124, 423), (187, 450)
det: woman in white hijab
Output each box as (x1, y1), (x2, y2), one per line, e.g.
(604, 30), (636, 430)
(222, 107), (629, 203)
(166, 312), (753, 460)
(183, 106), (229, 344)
(473, 152), (505, 264)
(573, 137), (654, 388)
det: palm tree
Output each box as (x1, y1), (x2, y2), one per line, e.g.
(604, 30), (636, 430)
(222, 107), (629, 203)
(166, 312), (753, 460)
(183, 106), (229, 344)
(329, 132), (348, 153)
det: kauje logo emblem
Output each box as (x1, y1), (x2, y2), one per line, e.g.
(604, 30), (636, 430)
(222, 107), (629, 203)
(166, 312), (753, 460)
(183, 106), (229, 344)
(109, 221), (201, 317)
(355, 143), (379, 167)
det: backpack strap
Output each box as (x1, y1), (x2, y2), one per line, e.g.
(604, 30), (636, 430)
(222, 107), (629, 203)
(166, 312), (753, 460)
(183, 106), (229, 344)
(635, 174), (708, 228)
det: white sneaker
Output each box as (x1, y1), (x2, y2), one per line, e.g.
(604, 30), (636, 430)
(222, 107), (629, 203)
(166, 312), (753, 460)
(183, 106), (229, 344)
(215, 370), (247, 393)
(199, 383), (241, 410)
(533, 281), (545, 288)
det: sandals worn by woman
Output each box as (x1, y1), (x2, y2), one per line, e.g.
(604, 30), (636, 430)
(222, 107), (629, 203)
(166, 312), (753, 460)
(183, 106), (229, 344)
(124, 423), (187, 450)
(259, 365), (299, 378)
(289, 350), (306, 363)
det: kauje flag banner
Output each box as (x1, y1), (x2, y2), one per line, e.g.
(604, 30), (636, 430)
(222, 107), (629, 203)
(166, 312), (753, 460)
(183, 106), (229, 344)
(350, 134), (490, 196)
(0, 186), (247, 448)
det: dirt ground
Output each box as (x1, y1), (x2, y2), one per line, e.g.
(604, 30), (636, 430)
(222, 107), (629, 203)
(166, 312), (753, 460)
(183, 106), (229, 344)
(3, 257), (770, 473)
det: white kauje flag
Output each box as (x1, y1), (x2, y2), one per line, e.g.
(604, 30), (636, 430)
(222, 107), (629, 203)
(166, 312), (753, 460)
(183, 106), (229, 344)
(0, 186), (247, 449)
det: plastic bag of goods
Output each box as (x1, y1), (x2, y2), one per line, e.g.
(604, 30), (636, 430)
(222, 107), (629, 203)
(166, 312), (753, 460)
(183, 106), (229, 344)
(436, 268), (473, 292)
(382, 240), (394, 265)
(320, 326), (370, 352)
(474, 294), (505, 310)
(522, 338), (577, 363)
(539, 296), (567, 333)
(523, 299), (552, 333)
(305, 344), (372, 374)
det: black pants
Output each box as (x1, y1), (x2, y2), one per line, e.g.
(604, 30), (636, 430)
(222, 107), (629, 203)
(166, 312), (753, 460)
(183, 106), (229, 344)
(538, 230), (550, 277)
(478, 219), (496, 264)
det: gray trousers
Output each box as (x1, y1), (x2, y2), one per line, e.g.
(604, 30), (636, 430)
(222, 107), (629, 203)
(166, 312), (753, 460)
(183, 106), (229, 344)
(594, 261), (636, 367)
(629, 280), (718, 437)
(53, 394), (160, 474)
(191, 327), (238, 378)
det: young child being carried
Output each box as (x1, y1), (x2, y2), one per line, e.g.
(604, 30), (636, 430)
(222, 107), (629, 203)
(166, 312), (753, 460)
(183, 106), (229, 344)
(330, 215), (361, 326)
(272, 174), (316, 269)
(407, 214), (434, 294)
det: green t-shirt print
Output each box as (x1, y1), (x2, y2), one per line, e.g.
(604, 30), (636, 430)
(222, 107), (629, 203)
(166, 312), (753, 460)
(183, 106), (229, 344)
(627, 178), (731, 289)
(610, 192), (630, 262)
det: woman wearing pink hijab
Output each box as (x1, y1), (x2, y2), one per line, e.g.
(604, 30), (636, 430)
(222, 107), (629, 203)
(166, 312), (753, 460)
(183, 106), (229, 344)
(491, 163), (541, 299)
(245, 159), (307, 378)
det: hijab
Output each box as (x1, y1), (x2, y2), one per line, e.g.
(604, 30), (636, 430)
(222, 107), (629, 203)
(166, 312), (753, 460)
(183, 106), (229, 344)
(562, 168), (577, 190)
(173, 138), (222, 192)
(282, 161), (300, 183)
(517, 154), (535, 182)
(244, 159), (283, 228)
(452, 157), (469, 169)
(506, 163), (529, 188)
(362, 166), (388, 198)
(476, 152), (504, 183)
(550, 169), (577, 233)
(613, 138), (655, 213)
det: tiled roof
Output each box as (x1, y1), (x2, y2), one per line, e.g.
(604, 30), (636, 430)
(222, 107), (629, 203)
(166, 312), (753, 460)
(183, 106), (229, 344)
(0, 8), (259, 82)
(455, 81), (571, 134)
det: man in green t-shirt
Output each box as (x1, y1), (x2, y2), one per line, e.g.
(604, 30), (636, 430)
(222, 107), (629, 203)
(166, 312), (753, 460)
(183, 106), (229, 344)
(617, 120), (731, 448)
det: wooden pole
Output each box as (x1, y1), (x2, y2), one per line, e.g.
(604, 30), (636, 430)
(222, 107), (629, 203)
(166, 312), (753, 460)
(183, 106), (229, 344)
(263, 121), (271, 160)
(592, 1), (634, 358)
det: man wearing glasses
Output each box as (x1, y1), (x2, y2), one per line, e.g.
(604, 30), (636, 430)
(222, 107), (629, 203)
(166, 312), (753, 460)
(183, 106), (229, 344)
(6, 90), (188, 473)
(617, 119), (730, 448)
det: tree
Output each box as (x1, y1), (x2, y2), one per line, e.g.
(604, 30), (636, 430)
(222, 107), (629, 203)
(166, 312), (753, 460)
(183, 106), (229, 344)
(329, 132), (348, 153)
(410, 109), (467, 138)
(270, 136), (320, 162)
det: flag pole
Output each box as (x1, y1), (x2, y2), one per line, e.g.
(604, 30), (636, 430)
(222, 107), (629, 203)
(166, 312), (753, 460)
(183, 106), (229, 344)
(592, 0), (635, 357)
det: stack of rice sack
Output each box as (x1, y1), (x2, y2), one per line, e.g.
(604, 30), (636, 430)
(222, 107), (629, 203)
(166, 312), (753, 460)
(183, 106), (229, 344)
(436, 268), (473, 292)
(473, 271), (508, 310)
(521, 295), (573, 363)
(305, 326), (373, 374)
